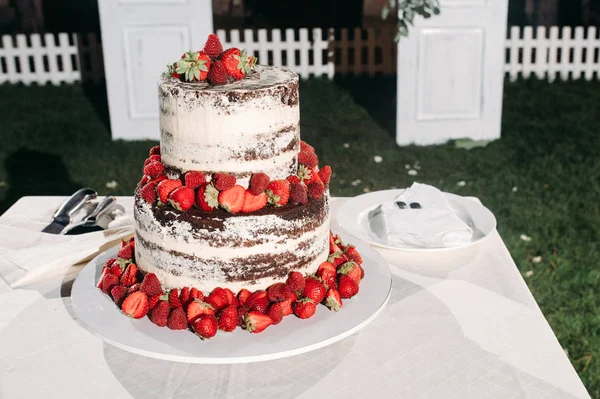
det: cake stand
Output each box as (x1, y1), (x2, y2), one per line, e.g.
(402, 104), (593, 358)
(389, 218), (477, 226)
(71, 231), (392, 364)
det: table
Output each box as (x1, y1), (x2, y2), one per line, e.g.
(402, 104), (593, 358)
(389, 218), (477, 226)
(0, 196), (591, 399)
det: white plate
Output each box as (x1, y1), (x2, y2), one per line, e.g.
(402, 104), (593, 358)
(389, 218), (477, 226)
(336, 189), (497, 252)
(71, 231), (391, 364)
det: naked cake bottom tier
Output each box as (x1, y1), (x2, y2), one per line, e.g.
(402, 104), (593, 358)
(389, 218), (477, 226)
(133, 194), (330, 293)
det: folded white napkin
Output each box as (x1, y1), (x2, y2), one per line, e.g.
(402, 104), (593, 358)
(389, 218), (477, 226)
(379, 183), (473, 248)
(0, 197), (134, 288)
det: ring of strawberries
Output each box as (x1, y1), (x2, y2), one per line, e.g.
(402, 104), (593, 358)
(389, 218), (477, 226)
(138, 140), (331, 215)
(98, 232), (364, 339)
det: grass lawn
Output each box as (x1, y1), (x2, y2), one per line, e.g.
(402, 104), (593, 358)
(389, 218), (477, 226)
(1, 78), (599, 396)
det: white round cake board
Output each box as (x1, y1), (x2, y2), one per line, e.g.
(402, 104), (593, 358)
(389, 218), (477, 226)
(71, 231), (392, 364)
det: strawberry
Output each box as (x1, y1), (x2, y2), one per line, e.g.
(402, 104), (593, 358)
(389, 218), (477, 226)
(325, 288), (343, 311)
(149, 145), (160, 156)
(138, 175), (150, 188)
(144, 154), (161, 166)
(279, 298), (294, 316)
(203, 33), (223, 58)
(266, 179), (290, 207)
(97, 267), (108, 289)
(187, 300), (215, 323)
(318, 165), (332, 186)
(206, 288), (228, 311)
(220, 48), (246, 80)
(207, 59), (228, 84)
(168, 288), (182, 308)
(110, 285), (128, 305)
(293, 298), (317, 319)
(109, 262), (124, 278)
(244, 311), (272, 333)
(213, 172), (236, 191)
(241, 190), (268, 213)
(196, 182), (219, 211)
(121, 291), (149, 319)
(148, 295), (161, 310)
(139, 181), (158, 203)
(267, 283), (292, 303)
(237, 288), (251, 306)
(345, 245), (363, 265)
(266, 303), (284, 325)
(118, 243), (134, 260)
(192, 314), (218, 339)
(190, 287), (204, 302)
(298, 165), (321, 186)
(286, 175), (301, 185)
(329, 232), (342, 254)
(286, 271), (305, 295)
(101, 273), (119, 294)
(218, 185), (245, 213)
(127, 283), (141, 295)
(184, 171), (206, 189)
(180, 286), (191, 307)
(149, 175), (167, 185)
(246, 290), (269, 313)
(157, 179), (183, 204)
(167, 307), (188, 330)
(168, 186), (195, 211)
(140, 273), (163, 296)
(120, 263), (138, 287)
(143, 161), (165, 178)
(328, 252), (349, 268)
(338, 262), (361, 285)
(300, 140), (314, 153)
(150, 300), (171, 327)
(338, 274), (359, 299)
(221, 288), (238, 307)
(317, 261), (337, 289)
(289, 182), (308, 205)
(249, 173), (270, 195)
(298, 151), (318, 167)
(237, 306), (249, 326)
(176, 51), (211, 82)
(307, 181), (325, 199)
(303, 277), (327, 303)
(217, 305), (238, 332)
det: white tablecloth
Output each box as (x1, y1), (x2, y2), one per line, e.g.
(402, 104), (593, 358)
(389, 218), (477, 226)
(0, 196), (590, 399)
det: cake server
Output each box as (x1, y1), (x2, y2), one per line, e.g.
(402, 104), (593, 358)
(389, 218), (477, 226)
(61, 196), (117, 235)
(42, 188), (97, 234)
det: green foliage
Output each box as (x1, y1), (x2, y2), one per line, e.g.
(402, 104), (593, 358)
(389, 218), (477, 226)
(381, 0), (441, 41)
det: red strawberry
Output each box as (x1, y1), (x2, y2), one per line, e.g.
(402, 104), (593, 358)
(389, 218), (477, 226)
(221, 288), (238, 307)
(293, 298), (317, 319)
(345, 245), (363, 265)
(318, 165), (332, 186)
(300, 140), (314, 153)
(220, 48), (246, 80)
(213, 173), (236, 191)
(241, 190), (268, 213)
(144, 154), (161, 166)
(338, 274), (359, 299)
(118, 243), (134, 260)
(167, 307), (188, 330)
(307, 181), (325, 199)
(139, 181), (157, 203)
(247, 290), (269, 314)
(237, 289), (251, 306)
(138, 175), (150, 187)
(289, 182), (308, 205)
(101, 273), (119, 294)
(143, 161), (165, 178)
(328, 252), (349, 268)
(286, 271), (305, 295)
(298, 151), (318, 167)
(157, 179), (183, 204)
(298, 165), (321, 186)
(168, 288), (182, 308)
(121, 291), (149, 319)
(286, 175), (301, 185)
(120, 263), (138, 287)
(149, 175), (167, 185)
(267, 283), (292, 303)
(187, 300), (215, 323)
(267, 303), (284, 325)
(217, 305), (238, 332)
(325, 288), (343, 311)
(244, 311), (272, 333)
(196, 51), (213, 81)
(279, 298), (294, 316)
(97, 267), (108, 289)
(180, 286), (191, 307)
(329, 232), (342, 254)
(338, 262), (361, 285)
(149, 145), (160, 156)
(127, 283), (141, 295)
(192, 314), (218, 339)
(148, 295), (161, 310)
(206, 288), (228, 311)
(140, 273), (163, 296)
(249, 173), (270, 195)
(150, 300), (171, 327)
(168, 186), (195, 211)
(196, 182), (219, 211)
(190, 287), (204, 302)
(110, 285), (128, 305)
(317, 261), (337, 289)
(303, 277), (327, 303)
(184, 171), (206, 189)
(109, 262), (124, 278)
(203, 33), (223, 58)
(266, 179), (290, 207)
(218, 185), (245, 213)
(207, 59), (228, 84)
(237, 306), (249, 326)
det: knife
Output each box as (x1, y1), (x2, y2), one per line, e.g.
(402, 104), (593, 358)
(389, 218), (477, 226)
(41, 188), (98, 234)
(61, 196), (116, 235)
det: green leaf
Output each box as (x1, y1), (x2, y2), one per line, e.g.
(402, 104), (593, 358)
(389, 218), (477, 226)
(381, 4), (390, 20)
(193, 68), (200, 80)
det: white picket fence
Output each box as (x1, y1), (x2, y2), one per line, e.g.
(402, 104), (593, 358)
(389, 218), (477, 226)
(505, 26), (600, 81)
(2, 26), (600, 85)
